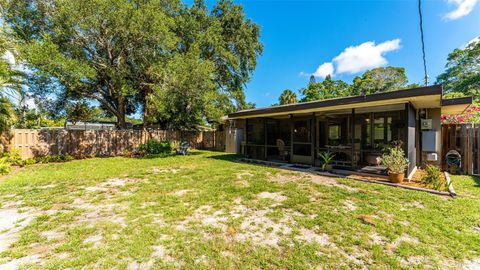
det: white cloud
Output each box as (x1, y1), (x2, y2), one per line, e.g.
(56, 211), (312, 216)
(333, 39), (401, 75)
(444, 0), (478, 20)
(313, 62), (334, 78)
(308, 39), (401, 78)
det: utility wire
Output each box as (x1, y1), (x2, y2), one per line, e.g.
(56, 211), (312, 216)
(418, 0), (428, 86)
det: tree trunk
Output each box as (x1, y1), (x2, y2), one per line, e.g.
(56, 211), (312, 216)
(116, 98), (127, 129)
(142, 98), (148, 131)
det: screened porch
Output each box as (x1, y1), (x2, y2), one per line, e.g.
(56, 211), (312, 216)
(242, 104), (409, 174)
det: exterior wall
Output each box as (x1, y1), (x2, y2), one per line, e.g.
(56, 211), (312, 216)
(422, 108), (442, 166)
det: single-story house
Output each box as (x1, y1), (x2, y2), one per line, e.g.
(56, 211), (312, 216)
(226, 85), (472, 178)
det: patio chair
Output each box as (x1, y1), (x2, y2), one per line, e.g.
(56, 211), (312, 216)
(176, 141), (189, 156)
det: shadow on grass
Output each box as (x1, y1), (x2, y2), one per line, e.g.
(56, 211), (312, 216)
(471, 175), (480, 188)
(134, 151), (204, 159)
(207, 153), (244, 162)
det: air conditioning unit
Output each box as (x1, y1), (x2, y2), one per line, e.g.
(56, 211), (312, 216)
(426, 152), (438, 161)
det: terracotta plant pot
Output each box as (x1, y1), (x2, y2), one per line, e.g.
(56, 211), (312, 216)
(389, 172), (405, 183)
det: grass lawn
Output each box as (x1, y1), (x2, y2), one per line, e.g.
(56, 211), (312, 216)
(0, 150), (480, 269)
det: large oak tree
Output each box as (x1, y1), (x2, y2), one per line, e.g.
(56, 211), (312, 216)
(2, 0), (262, 129)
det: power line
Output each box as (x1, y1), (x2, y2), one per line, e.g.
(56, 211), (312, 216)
(418, 0), (428, 86)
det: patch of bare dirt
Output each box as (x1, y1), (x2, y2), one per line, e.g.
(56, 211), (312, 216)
(463, 258), (480, 270)
(83, 234), (103, 248)
(151, 167), (180, 174)
(175, 201), (328, 249)
(295, 227), (330, 246)
(0, 255), (41, 270)
(236, 171), (254, 180)
(172, 189), (193, 196)
(40, 230), (65, 241)
(400, 256), (427, 267)
(257, 192), (287, 202)
(404, 201), (425, 209)
(0, 206), (36, 253)
(269, 172), (358, 192)
(369, 232), (387, 245)
(235, 180), (250, 188)
(385, 234), (420, 253)
(343, 200), (357, 211)
(267, 172), (306, 183)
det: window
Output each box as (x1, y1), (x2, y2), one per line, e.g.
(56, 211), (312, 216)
(329, 125), (341, 140)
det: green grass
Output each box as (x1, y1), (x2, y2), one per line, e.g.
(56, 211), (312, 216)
(0, 150), (479, 269)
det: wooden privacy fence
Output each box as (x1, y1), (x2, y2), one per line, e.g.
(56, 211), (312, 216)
(441, 124), (480, 175)
(0, 129), (225, 159)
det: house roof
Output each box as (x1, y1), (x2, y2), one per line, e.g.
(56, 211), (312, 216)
(441, 96), (473, 114)
(228, 85), (472, 119)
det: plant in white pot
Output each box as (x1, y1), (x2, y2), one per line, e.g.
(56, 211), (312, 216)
(381, 145), (409, 183)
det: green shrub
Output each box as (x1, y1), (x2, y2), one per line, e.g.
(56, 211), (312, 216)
(36, 154), (74, 163)
(23, 158), (37, 166)
(421, 165), (446, 191)
(1, 149), (24, 166)
(0, 157), (11, 175)
(138, 139), (172, 155)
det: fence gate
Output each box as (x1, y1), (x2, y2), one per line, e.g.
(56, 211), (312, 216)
(441, 124), (480, 175)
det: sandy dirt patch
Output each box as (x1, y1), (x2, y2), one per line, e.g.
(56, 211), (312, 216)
(386, 234), (419, 253)
(152, 167), (180, 174)
(463, 258), (480, 270)
(269, 172), (358, 192)
(343, 200), (357, 211)
(295, 227), (330, 246)
(175, 201), (328, 249)
(236, 171), (254, 180)
(172, 189), (193, 196)
(83, 234), (103, 248)
(0, 255), (41, 270)
(0, 207), (36, 253)
(257, 192), (287, 202)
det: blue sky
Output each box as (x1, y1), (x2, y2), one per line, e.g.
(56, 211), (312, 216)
(211, 0), (480, 107)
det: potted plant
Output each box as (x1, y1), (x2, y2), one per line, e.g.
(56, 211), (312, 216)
(381, 146), (409, 183)
(318, 151), (335, 171)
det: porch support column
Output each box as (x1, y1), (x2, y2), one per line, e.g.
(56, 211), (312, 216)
(290, 114), (294, 163)
(264, 118), (267, 160)
(405, 103), (417, 177)
(351, 108), (355, 168)
(311, 113), (316, 165)
(245, 118), (248, 156)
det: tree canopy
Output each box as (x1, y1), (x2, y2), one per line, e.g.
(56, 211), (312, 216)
(1, 0), (262, 129)
(278, 89), (297, 105)
(0, 26), (22, 130)
(351, 67), (411, 95)
(436, 40), (480, 103)
(300, 75), (350, 102)
(278, 66), (422, 105)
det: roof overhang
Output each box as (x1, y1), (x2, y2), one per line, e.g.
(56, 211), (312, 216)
(441, 96), (473, 115)
(228, 85), (444, 119)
